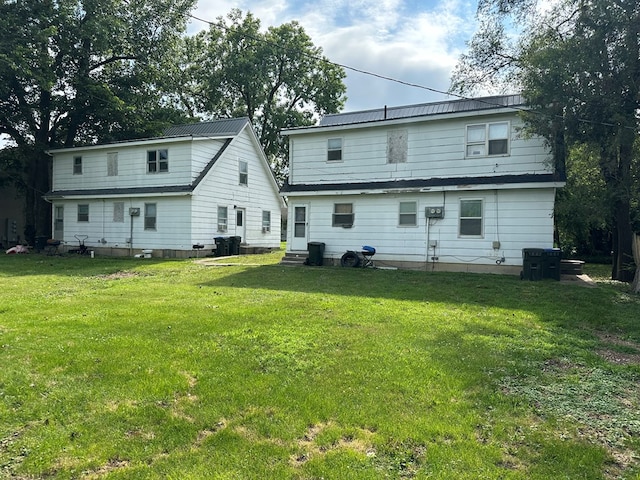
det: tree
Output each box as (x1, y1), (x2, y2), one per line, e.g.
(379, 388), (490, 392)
(181, 9), (347, 183)
(452, 0), (640, 282)
(0, 0), (196, 241)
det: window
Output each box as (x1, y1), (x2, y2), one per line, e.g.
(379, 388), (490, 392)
(107, 152), (118, 176)
(217, 206), (228, 232)
(327, 138), (342, 161)
(73, 156), (82, 175)
(332, 203), (354, 227)
(459, 199), (483, 237)
(77, 204), (89, 222)
(466, 122), (509, 157)
(147, 149), (168, 173)
(54, 206), (64, 234)
(239, 160), (248, 185)
(262, 210), (271, 233)
(399, 201), (417, 226)
(144, 203), (157, 230)
(113, 202), (124, 223)
(387, 129), (407, 164)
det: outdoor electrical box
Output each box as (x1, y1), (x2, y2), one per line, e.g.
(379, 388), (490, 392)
(425, 206), (444, 219)
(129, 208), (140, 216)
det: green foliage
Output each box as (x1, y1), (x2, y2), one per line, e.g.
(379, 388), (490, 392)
(180, 9), (347, 183)
(1, 253), (640, 478)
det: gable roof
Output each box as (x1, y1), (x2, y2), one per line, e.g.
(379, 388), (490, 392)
(163, 118), (249, 138)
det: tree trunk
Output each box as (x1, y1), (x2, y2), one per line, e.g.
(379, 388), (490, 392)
(24, 150), (52, 244)
(631, 234), (640, 293)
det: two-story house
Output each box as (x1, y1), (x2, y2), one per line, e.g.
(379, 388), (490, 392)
(281, 95), (565, 274)
(45, 118), (284, 257)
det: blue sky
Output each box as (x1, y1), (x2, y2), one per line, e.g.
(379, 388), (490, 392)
(190, 0), (482, 112)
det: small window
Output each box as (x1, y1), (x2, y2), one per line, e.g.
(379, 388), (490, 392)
(107, 152), (118, 176)
(239, 160), (248, 185)
(217, 206), (228, 232)
(327, 138), (342, 162)
(147, 149), (168, 173)
(459, 199), (483, 237)
(73, 156), (82, 175)
(466, 122), (509, 157)
(387, 129), (408, 164)
(144, 203), (157, 230)
(399, 201), (417, 226)
(77, 204), (89, 222)
(113, 202), (124, 223)
(262, 210), (271, 233)
(332, 203), (354, 228)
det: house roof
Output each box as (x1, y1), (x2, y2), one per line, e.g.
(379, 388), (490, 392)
(163, 118), (249, 138)
(283, 94), (526, 133)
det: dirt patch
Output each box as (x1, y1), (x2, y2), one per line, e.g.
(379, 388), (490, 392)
(596, 333), (640, 365)
(95, 271), (139, 280)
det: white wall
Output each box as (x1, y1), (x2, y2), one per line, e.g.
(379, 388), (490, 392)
(288, 187), (556, 268)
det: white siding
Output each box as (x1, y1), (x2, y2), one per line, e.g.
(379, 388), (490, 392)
(288, 188), (556, 268)
(289, 114), (551, 186)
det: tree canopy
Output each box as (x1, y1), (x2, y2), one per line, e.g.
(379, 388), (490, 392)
(452, 0), (640, 283)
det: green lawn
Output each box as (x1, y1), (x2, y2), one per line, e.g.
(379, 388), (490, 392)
(1, 251), (639, 479)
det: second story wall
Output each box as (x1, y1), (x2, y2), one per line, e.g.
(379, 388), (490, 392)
(288, 112), (552, 186)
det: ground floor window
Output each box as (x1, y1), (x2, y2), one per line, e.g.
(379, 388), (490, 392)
(77, 204), (89, 222)
(144, 203), (157, 230)
(459, 199), (483, 237)
(262, 210), (271, 233)
(217, 206), (228, 232)
(399, 201), (417, 226)
(332, 203), (354, 227)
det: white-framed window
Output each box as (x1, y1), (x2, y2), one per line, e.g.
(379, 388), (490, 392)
(147, 149), (168, 173)
(113, 202), (124, 223)
(327, 138), (342, 162)
(217, 206), (228, 232)
(466, 122), (509, 157)
(77, 204), (89, 222)
(262, 210), (271, 233)
(144, 203), (157, 230)
(399, 201), (417, 226)
(73, 156), (82, 175)
(107, 152), (118, 176)
(459, 199), (483, 237)
(332, 203), (354, 228)
(239, 160), (248, 185)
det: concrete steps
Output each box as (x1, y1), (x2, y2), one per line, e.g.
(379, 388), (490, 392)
(280, 251), (308, 266)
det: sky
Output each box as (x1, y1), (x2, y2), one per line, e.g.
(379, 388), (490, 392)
(188, 0), (482, 113)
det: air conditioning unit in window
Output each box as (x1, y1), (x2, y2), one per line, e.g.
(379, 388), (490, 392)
(425, 206), (444, 219)
(217, 224), (227, 232)
(262, 227), (270, 233)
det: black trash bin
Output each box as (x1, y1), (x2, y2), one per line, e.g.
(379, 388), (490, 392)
(542, 248), (562, 280)
(307, 242), (325, 266)
(229, 236), (241, 256)
(521, 248), (544, 280)
(214, 237), (230, 257)
(35, 235), (48, 253)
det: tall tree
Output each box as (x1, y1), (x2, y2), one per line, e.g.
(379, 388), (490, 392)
(0, 0), (196, 241)
(181, 9), (347, 183)
(452, 0), (640, 282)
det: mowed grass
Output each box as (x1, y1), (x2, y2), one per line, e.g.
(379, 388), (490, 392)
(1, 251), (639, 479)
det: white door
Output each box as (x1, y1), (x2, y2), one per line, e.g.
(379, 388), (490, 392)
(290, 204), (308, 251)
(54, 205), (64, 240)
(236, 208), (246, 242)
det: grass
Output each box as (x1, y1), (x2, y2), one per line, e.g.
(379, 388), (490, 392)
(1, 250), (639, 479)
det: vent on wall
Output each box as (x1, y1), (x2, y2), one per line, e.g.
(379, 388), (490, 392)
(425, 206), (444, 219)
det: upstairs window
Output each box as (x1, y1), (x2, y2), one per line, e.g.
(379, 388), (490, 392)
(327, 138), (342, 162)
(147, 149), (168, 173)
(217, 206), (228, 232)
(262, 210), (271, 233)
(107, 152), (118, 176)
(73, 156), (82, 175)
(239, 160), (248, 185)
(466, 122), (509, 157)
(77, 204), (89, 222)
(459, 199), (483, 237)
(144, 203), (157, 230)
(387, 129), (408, 164)
(399, 201), (417, 226)
(332, 203), (354, 228)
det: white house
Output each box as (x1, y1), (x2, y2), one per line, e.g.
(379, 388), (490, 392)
(45, 118), (284, 257)
(281, 95), (565, 274)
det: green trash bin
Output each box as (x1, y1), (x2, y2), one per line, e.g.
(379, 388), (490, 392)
(35, 235), (48, 253)
(542, 248), (562, 280)
(229, 236), (241, 255)
(214, 237), (230, 257)
(521, 248), (544, 280)
(307, 242), (325, 266)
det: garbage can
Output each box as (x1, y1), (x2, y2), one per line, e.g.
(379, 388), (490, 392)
(542, 248), (562, 280)
(35, 235), (48, 253)
(521, 248), (544, 280)
(229, 236), (241, 255)
(214, 237), (230, 257)
(307, 242), (325, 266)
